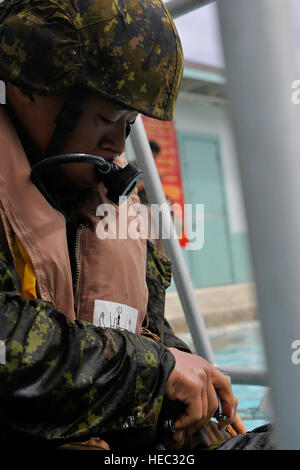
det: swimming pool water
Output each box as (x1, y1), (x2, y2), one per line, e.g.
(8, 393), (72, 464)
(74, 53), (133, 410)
(178, 321), (272, 431)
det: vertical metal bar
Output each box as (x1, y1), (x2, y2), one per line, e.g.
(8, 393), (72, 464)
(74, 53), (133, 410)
(218, 0), (300, 449)
(130, 116), (216, 364)
(166, 0), (214, 18)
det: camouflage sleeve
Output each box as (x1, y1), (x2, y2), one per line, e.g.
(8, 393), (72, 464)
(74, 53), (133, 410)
(145, 240), (191, 353)
(0, 247), (175, 448)
(161, 316), (192, 352)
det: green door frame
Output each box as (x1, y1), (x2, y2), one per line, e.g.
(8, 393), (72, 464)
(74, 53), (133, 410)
(177, 131), (236, 287)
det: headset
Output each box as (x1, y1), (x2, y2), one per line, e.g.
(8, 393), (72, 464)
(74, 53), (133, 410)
(31, 153), (143, 205)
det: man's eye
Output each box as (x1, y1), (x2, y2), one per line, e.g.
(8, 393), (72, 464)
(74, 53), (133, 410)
(97, 114), (115, 124)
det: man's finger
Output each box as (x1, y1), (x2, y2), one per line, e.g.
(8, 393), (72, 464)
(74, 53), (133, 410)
(230, 413), (247, 434)
(211, 370), (238, 424)
(175, 394), (203, 430)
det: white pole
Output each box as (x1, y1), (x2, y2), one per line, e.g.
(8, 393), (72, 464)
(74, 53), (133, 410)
(166, 0), (214, 18)
(130, 116), (216, 364)
(218, 0), (300, 449)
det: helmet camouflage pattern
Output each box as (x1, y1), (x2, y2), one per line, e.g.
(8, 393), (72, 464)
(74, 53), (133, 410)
(0, 0), (183, 120)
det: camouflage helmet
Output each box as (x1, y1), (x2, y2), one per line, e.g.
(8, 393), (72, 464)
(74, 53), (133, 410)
(0, 0), (183, 121)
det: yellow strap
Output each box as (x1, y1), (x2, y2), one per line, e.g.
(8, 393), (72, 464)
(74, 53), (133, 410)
(14, 236), (37, 300)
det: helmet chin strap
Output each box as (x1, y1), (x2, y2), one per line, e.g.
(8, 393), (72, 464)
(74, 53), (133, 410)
(45, 90), (85, 157)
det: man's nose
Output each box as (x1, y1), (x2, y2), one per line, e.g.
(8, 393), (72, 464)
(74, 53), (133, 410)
(104, 118), (127, 155)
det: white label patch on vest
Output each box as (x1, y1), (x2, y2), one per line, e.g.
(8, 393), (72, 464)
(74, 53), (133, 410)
(93, 300), (138, 333)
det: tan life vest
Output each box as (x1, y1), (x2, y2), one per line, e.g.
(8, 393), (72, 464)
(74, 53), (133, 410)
(0, 106), (148, 333)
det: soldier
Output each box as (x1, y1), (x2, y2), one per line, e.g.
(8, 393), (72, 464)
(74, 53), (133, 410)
(0, 0), (245, 450)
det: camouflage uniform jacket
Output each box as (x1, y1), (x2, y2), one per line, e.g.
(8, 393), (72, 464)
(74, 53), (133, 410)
(0, 115), (190, 450)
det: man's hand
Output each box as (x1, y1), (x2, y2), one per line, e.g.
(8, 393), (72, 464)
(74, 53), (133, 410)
(166, 348), (244, 441)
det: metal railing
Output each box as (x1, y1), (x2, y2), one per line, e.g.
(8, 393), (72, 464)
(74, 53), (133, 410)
(130, 115), (269, 386)
(130, 0), (271, 389)
(162, 0), (300, 450)
(166, 0), (213, 18)
(217, 0), (300, 449)
(130, 117), (215, 364)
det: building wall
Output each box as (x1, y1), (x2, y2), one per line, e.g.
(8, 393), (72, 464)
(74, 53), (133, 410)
(174, 92), (254, 285)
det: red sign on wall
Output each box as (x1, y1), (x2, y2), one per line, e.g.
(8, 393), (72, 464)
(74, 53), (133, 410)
(142, 116), (188, 247)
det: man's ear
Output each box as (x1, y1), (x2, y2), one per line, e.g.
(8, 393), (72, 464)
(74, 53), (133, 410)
(6, 83), (35, 105)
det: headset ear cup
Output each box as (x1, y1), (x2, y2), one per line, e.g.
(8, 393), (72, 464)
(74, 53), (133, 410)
(126, 122), (131, 139)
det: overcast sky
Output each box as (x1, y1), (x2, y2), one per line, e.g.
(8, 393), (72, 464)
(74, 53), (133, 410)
(171, 2), (224, 67)
(168, 0), (300, 69)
